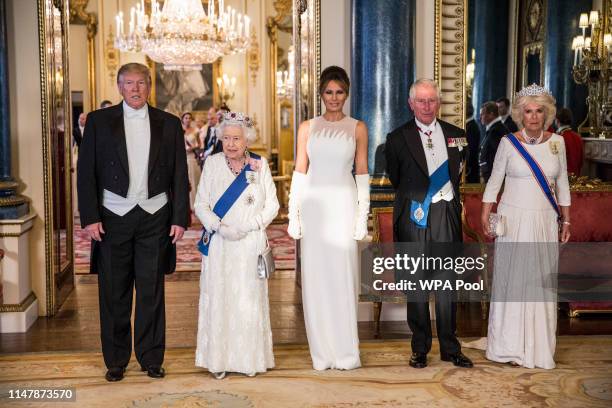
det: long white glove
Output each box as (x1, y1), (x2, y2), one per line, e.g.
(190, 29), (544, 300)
(287, 171), (307, 239)
(353, 174), (370, 240)
(218, 223), (247, 241)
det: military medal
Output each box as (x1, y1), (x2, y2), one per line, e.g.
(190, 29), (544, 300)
(414, 205), (425, 222)
(549, 141), (559, 155)
(418, 126), (434, 150)
(202, 230), (210, 245)
(245, 194), (255, 205)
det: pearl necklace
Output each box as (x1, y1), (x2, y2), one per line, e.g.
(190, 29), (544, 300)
(522, 129), (543, 145)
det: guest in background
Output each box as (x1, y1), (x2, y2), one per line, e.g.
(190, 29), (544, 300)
(479, 101), (509, 183)
(496, 97), (519, 132)
(556, 108), (584, 176)
(465, 104), (480, 183)
(194, 115), (205, 131)
(202, 107), (223, 162)
(73, 112), (87, 148)
(182, 112), (202, 210)
(100, 100), (113, 109)
(194, 111), (279, 379)
(199, 107), (216, 145)
(481, 84), (570, 369)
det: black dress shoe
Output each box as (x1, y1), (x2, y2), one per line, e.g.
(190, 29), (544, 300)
(409, 352), (427, 368)
(441, 352), (473, 368)
(105, 367), (125, 382)
(140, 365), (165, 378)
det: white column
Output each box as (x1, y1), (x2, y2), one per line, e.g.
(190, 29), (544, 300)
(0, 213), (39, 333)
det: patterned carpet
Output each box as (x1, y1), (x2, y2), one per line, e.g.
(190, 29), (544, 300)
(74, 216), (295, 273)
(1, 337), (611, 407)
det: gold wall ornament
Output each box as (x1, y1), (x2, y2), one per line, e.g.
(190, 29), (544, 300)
(0, 292), (37, 313)
(68, 0), (98, 110)
(434, 0), (467, 128)
(105, 26), (119, 84)
(248, 28), (260, 86)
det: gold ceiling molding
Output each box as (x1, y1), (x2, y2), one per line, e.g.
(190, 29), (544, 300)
(248, 28), (260, 86)
(272, 0), (292, 24)
(68, 0), (97, 39)
(434, 0), (467, 128)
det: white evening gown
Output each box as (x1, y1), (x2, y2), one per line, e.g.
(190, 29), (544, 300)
(301, 115), (361, 370)
(194, 153), (279, 374)
(483, 135), (570, 369)
(185, 131), (202, 210)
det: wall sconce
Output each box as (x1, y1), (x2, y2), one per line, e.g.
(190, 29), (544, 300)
(216, 73), (236, 105)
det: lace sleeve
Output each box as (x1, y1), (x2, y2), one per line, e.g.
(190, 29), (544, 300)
(194, 158), (221, 230)
(482, 137), (510, 203)
(555, 137), (571, 206)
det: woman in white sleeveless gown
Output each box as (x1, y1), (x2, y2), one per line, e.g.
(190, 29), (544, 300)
(182, 112), (201, 210)
(287, 66), (369, 370)
(481, 85), (571, 369)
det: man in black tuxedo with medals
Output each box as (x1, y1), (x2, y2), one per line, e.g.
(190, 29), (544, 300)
(385, 79), (473, 369)
(479, 101), (509, 183)
(77, 63), (189, 382)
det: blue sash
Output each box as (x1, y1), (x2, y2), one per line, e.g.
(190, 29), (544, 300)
(197, 153), (260, 255)
(410, 160), (450, 228)
(505, 134), (560, 217)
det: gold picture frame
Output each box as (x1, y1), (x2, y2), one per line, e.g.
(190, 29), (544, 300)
(148, 59), (221, 115)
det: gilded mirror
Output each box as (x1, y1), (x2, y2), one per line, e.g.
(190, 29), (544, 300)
(40, 0), (74, 314)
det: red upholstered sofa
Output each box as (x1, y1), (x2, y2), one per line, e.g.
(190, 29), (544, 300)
(364, 206), (488, 337)
(461, 183), (612, 316)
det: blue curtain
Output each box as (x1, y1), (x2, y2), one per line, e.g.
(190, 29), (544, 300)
(351, 0), (416, 175)
(0, 0), (11, 181)
(472, 0), (510, 116)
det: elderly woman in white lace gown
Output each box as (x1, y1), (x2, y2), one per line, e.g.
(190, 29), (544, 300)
(194, 112), (279, 379)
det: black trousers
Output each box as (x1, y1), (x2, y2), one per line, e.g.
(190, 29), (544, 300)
(97, 204), (170, 369)
(396, 198), (462, 356)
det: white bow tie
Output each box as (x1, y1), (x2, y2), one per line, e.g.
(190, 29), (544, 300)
(124, 104), (147, 119)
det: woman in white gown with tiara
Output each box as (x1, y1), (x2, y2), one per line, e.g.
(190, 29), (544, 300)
(481, 84), (571, 369)
(287, 66), (370, 370)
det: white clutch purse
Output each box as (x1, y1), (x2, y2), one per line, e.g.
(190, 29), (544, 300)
(488, 213), (506, 237)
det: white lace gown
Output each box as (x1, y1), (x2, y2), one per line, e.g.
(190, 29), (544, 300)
(482, 134), (570, 369)
(194, 153), (279, 374)
(301, 116), (361, 370)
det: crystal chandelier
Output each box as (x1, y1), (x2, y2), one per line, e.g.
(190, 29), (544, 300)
(114, 0), (251, 71)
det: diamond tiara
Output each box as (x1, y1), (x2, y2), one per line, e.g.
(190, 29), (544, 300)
(515, 83), (553, 99)
(223, 111), (254, 128)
